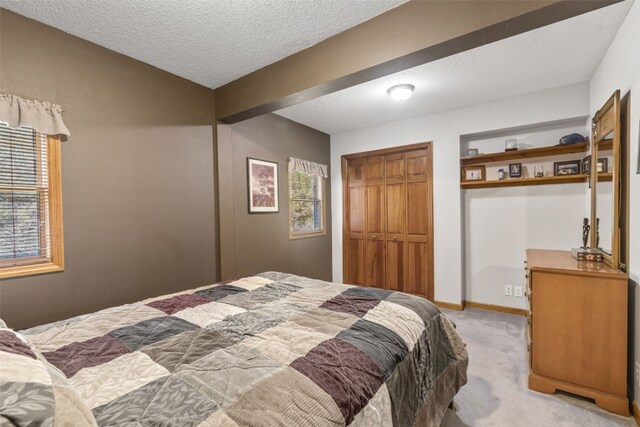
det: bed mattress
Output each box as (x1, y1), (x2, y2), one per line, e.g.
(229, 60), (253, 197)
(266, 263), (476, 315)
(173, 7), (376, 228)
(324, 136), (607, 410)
(19, 272), (468, 426)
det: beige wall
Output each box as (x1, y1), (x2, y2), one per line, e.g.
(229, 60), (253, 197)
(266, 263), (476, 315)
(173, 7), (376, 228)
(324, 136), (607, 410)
(0, 10), (218, 329)
(217, 114), (332, 281)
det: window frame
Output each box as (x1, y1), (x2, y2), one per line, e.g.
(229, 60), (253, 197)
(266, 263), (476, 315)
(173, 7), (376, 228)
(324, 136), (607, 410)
(0, 134), (64, 279)
(288, 171), (326, 240)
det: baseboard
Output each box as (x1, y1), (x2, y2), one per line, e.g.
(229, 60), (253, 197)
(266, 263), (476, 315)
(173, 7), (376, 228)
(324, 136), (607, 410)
(633, 400), (639, 426)
(465, 301), (528, 317)
(435, 300), (466, 311)
(435, 300), (528, 316)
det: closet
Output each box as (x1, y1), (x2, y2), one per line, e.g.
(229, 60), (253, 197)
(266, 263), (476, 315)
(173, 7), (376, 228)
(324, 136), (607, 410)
(342, 142), (434, 300)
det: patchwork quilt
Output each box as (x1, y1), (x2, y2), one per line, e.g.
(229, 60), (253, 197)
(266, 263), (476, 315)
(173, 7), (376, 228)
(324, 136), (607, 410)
(18, 272), (468, 426)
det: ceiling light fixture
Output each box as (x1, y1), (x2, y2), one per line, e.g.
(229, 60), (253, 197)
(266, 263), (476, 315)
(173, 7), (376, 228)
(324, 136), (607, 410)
(387, 84), (415, 101)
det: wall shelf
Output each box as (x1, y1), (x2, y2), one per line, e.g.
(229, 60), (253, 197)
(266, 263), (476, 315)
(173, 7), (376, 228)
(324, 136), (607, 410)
(460, 139), (612, 166)
(461, 142), (587, 165)
(598, 139), (613, 151)
(461, 173), (612, 189)
(460, 138), (613, 189)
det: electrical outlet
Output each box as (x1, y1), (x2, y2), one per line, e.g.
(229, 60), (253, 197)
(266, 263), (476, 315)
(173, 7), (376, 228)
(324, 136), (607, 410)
(504, 285), (513, 296)
(514, 286), (523, 298)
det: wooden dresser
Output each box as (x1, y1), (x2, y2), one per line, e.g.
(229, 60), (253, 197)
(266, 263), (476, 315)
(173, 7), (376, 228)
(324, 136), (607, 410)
(525, 249), (628, 416)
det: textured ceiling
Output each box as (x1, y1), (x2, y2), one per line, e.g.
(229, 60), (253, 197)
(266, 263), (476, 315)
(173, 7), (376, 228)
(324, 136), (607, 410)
(1, 0), (406, 89)
(276, 1), (634, 135)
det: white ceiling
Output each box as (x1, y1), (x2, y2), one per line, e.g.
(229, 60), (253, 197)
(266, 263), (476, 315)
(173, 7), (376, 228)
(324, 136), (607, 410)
(1, 0), (406, 89)
(276, 1), (634, 135)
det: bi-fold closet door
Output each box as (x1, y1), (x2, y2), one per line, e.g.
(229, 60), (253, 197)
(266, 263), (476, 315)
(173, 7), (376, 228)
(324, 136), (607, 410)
(343, 144), (433, 300)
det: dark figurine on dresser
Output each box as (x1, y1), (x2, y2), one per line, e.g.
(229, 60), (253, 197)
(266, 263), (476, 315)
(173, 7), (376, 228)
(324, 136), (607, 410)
(582, 217), (590, 248)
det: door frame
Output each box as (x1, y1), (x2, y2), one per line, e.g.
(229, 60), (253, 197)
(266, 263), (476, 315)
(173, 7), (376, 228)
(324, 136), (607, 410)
(341, 141), (434, 299)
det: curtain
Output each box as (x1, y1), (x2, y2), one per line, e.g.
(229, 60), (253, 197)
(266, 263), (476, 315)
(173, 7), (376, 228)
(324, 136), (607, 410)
(0, 94), (70, 136)
(288, 157), (328, 178)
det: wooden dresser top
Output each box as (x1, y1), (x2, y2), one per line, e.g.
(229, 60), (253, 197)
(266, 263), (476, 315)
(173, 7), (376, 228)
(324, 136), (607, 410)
(526, 249), (627, 278)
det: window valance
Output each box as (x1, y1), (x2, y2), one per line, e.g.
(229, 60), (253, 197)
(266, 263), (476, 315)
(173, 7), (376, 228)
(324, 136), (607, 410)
(0, 94), (70, 136)
(288, 157), (328, 179)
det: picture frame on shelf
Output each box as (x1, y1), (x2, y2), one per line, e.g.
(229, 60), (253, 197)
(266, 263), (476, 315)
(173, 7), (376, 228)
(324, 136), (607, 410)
(596, 158), (608, 174)
(461, 165), (486, 182)
(509, 163), (522, 178)
(466, 148), (479, 157)
(581, 155), (591, 174)
(554, 160), (580, 176)
(247, 157), (279, 213)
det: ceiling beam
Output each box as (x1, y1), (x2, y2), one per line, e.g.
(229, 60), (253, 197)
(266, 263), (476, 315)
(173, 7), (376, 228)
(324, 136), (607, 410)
(214, 0), (621, 124)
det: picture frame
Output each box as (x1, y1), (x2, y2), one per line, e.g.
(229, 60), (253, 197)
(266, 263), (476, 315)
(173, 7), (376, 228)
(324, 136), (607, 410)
(581, 155), (591, 175)
(554, 160), (580, 176)
(461, 165), (486, 182)
(508, 163), (522, 178)
(596, 158), (608, 174)
(247, 157), (279, 213)
(466, 148), (479, 157)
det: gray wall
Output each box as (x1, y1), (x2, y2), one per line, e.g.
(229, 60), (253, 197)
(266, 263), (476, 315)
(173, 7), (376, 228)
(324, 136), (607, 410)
(218, 114), (332, 281)
(0, 10), (218, 329)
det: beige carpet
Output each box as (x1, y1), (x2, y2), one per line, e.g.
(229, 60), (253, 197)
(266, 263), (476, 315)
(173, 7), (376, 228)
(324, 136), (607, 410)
(440, 308), (635, 427)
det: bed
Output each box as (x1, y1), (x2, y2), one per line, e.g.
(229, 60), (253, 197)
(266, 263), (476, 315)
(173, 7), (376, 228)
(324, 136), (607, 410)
(1, 272), (468, 426)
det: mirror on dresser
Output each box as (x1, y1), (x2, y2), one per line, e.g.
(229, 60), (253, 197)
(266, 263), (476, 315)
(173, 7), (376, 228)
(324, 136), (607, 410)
(594, 138), (614, 256)
(589, 89), (630, 271)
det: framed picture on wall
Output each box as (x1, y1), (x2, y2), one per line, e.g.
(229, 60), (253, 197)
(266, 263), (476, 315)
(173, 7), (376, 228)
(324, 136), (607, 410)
(247, 158), (279, 213)
(509, 163), (522, 178)
(554, 160), (580, 176)
(581, 155), (591, 174)
(461, 165), (486, 182)
(596, 158), (608, 174)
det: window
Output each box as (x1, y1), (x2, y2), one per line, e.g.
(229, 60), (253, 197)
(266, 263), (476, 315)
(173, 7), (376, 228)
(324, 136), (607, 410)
(0, 123), (64, 279)
(289, 170), (325, 239)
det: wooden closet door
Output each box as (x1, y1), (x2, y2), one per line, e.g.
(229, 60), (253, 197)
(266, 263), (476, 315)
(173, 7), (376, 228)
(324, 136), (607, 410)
(366, 156), (385, 288)
(343, 143), (433, 299)
(345, 159), (366, 285)
(405, 148), (434, 299)
(385, 154), (406, 292)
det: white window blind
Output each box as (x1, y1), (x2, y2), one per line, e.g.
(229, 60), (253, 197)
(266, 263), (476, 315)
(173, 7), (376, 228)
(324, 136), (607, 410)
(0, 123), (50, 267)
